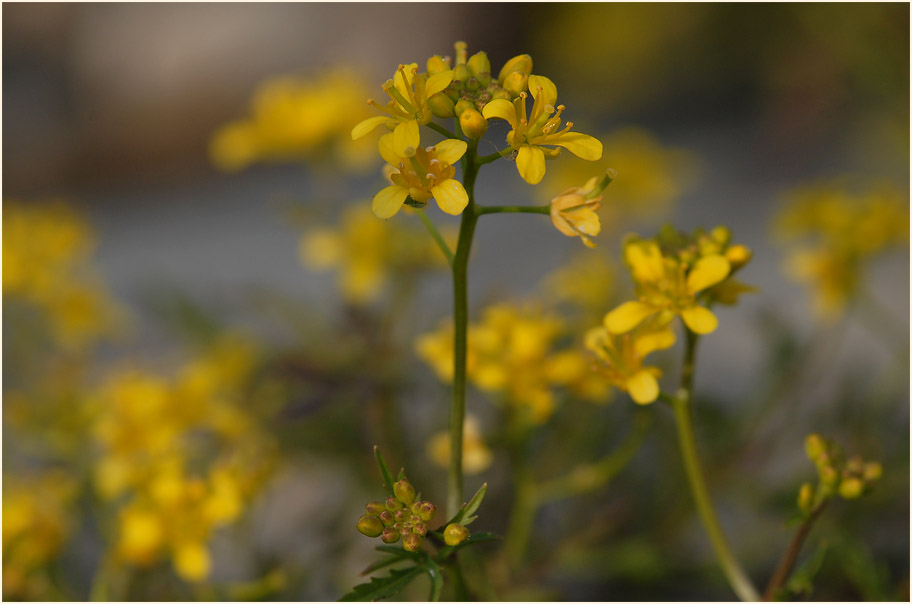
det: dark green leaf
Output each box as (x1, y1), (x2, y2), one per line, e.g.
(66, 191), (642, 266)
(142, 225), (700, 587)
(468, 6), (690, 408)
(373, 446), (395, 497)
(339, 566), (423, 602)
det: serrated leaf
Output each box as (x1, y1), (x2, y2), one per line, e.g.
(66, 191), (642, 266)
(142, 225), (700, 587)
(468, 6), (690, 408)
(374, 545), (422, 560)
(339, 566), (423, 602)
(447, 483), (486, 527)
(360, 556), (406, 576)
(373, 446), (395, 497)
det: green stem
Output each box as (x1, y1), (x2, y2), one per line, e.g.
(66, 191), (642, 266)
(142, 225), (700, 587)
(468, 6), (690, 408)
(475, 204), (551, 216)
(762, 501), (827, 600)
(476, 148), (512, 166)
(416, 208), (454, 267)
(427, 122), (459, 140)
(447, 138), (480, 518)
(672, 329), (760, 602)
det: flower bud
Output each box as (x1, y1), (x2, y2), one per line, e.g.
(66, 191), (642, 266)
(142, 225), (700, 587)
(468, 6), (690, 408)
(428, 93), (456, 118)
(725, 244), (752, 269)
(805, 434), (826, 463)
(454, 99), (475, 117)
(365, 502), (386, 516)
(443, 523), (469, 546)
(459, 109), (488, 139)
(412, 522), (427, 536)
(418, 502), (437, 522)
(845, 456), (864, 475)
(394, 479), (416, 505)
(710, 225), (732, 246)
(427, 55), (450, 75)
(394, 509), (408, 522)
(820, 465), (839, 488)
(410, 501), (423, 515)
(467, 51), (490, 78)
(863, 461), (882, 482)
(797, 483), (814, 515)
(498, 54), (533, 84)
(385, 497), (403, 511)
(476, 72), (492, 88)
(465, 77), (481, 92)
(356, 514), (384, 538)
(403, 532), (423, 552)
(453, 64), (470, 84)
(502, 72), (528, 98)
(380, 528), (401, 544)
(379, 511), (394, 526)
(838, 477), (864, 499)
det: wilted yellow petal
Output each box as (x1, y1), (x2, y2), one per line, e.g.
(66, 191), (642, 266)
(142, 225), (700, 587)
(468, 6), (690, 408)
(516, 145), (546, 184)
(371, 185), (409, 219)
(687, 254), (731, 293)
(680, 305), (719, 334)
(605, 301), (656, 334)
(432, 179), (469, 215)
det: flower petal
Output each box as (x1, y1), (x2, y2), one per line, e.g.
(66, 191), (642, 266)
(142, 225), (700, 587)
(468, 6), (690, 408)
(371, 185), (409, 219)
(687, 254), (731, 293)
(426, 70), (454, 97)
(625, 241), (665, 284)
(528, 75), (557, 107)
(392, 120), (420, 155)
(351, 115), (390, 140)
(546, 132), (603, 160)
(394, 63), (418, 100)
(633, 328), (676, 358)
(482, 99), (517, 128)
(433, 139), (468, 165)
(627, 370), (659, 405)
(680, 305), (719, 334)
(431, 179), (469, 216)
(604, 301), (656, 334)
(378, 133), (402, 166)
(516, 145), (546, 185)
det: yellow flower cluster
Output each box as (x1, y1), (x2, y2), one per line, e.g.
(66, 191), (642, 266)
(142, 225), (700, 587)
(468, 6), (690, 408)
(774, 181), (909, 318)
(427, 415), (494, 475)
(300, 205), (453, 305)
(2, 473), (76, 600)
(590, 226), (753, 404)
(89, 335), (275, 582)
(416, 303), (610, 423)
(353, 42), (603, 218)
(210, 68), (379, 173)
(3, 201), (123, 350)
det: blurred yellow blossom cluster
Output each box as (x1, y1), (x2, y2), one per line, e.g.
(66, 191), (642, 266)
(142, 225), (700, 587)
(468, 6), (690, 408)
(2, 473), (77, 600)
(210, 68), (379, 173)
(300, 205), (453, 305)
(89, 335), (276, 582)
(427, 415), (494, 476)
(774, 180), (909, 319)
(417, 303), (610, 424)
(3, 201), (124, 350)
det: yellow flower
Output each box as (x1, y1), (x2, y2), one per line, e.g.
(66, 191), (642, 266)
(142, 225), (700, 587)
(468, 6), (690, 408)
(549, 175), (606, 248)
(482, 75), (602, 184)
(373, 136), (468, 218)
(605, 238), (731, 335)
(585, 321), (676, 404)
(351, 63), (454, 152)
(427, 415), (493, 475)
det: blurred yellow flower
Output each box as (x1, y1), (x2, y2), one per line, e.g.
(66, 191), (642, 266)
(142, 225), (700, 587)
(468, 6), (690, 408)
(427, 415), (493, 475)
(210, 68), (379, 172)
(774, 180), (909, 318)
(300, 205), (452, 304)
(482, 75), (602, 184)
(541, 252), (616, 323)
(584, 321), (676, 404)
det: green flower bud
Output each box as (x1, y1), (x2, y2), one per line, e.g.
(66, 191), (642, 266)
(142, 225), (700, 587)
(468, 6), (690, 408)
(490, 88), (511, 101)
(413, 522), (427, 537)
(427, 55), (450, 75)
(379, 511), (394, 526)
(863, 461), (882, 482)
(418, 502), (437, 522)
(797, 483), (814, 515)
(819, 465), (839, 488)
(394, 479), (416, 505)
(838, 477), (864, 499)
(385, 497), (403, 511)
(428, 93), (456, 118)
(454, 99), (475, 117)
(805, 434), (827, 463)
(498, 54), (533, 84)
(710, 225), (731, 246)
(845, 456), (864, 475)
(476, 72), (492, 88)
(410, 501), (423, 515)
(465, 77), (481, 92)
(446, 85), (461, 102)
(356, 514), (384, 538)
(365, 502), (386, 516)
(467, 51), (490, 78)
(502, 71), (528, 98)
(453, 64), (470, 84)
(443, 523), (470, 546)
(394, 509), (408, 522)
(459, 108), (488, 139)
(381, 527), (401, 544)
(403, 532), (423, 552)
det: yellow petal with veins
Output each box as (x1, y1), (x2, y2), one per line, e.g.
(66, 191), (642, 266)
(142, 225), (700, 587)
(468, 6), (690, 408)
(426, 70), (454, 97)
(516, 146), (546, 185)
(434, 139), (468, 165)
(482, 99), (517, 128)
(545, 132), (603, 160)
(372, 185), (410, 219)
(432, 179), (469, 216)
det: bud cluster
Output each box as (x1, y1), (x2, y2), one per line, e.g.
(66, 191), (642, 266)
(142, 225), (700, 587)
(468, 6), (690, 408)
(426, 42), (534, 139)
(356, 478), (438, 552)
(798, 433), (882, 515)
(654, 224), (753, 271)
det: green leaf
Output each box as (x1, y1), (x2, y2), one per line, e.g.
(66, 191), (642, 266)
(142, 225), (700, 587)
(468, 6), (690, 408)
(446, 483), (487, 527)
(373, 545), (422, 560)
(339, 566), (423, 602)
(778, 541), (829, 600)
(373, 446), (395, 497)
(424, 559), (443, 602)
(397, 468), (406, 481)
